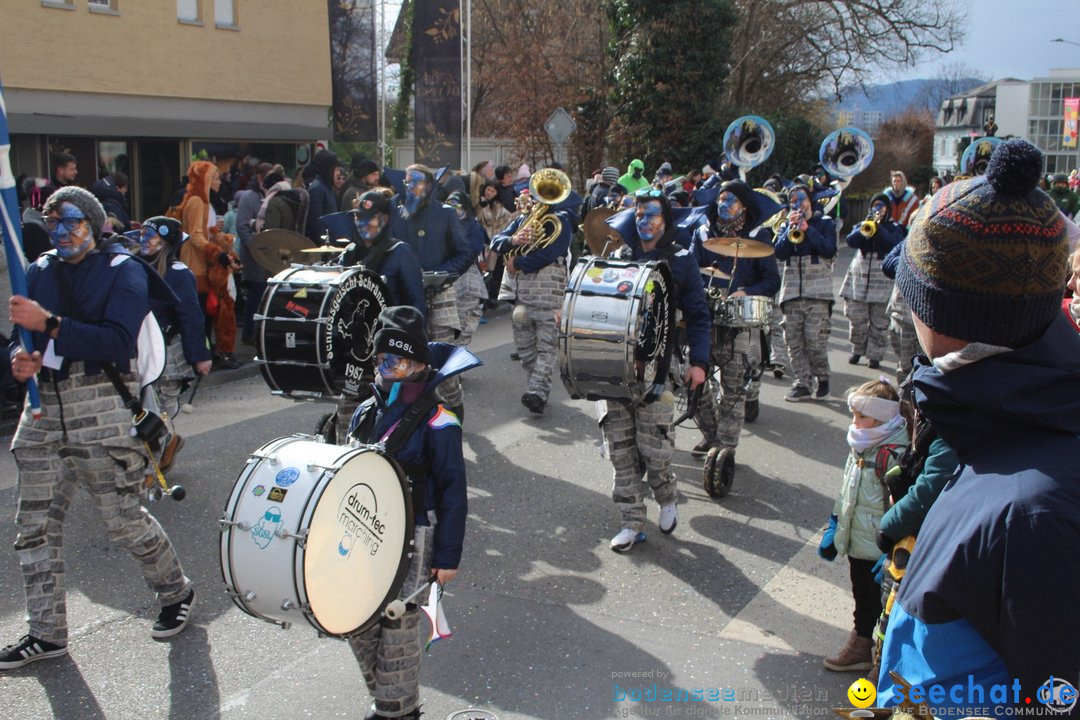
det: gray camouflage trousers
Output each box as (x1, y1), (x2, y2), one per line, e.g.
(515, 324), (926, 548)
(781, 298), (832, 390)
(427, 287), (463, 408)
(844, 299), (889, 362)
(695, 327), (751, 449)
(453, 265), (488, 348)
(767, 302), (790, 370)
(598, 397), (678, 532)
(348, 525), (434, 718)
(506, 263), (565, 403)
(890, 317), (920, 384)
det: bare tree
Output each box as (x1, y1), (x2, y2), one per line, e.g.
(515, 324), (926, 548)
(914, 61), (990, 113)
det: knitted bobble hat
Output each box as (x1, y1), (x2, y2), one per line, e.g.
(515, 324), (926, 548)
(41, 186), (108, 240)
(896, 138), (1068, 347)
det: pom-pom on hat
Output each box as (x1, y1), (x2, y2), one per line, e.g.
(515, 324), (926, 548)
(896, 138), (1068, 347)
(351, 190), (391, 222)
(142, 216), (183, 248)
(41, 186), (107, 240)
(373, 305), (429, 364)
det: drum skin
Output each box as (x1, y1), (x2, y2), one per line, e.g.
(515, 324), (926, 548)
(559, 257), (674, 404)
(721, 296), (771, 328)
(220, 436), (413, 636)
(255, 266), (388, 399)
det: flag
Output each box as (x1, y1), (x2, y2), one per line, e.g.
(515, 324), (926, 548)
(1064, 98), (1079, 149)
(0, 75), (42, 417)
(421, 581), (451, 652)
(413, 0), (461, 168)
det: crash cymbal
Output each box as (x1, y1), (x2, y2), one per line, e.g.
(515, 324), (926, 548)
(700, 266), (732, 280)
(583, 207), (624, 257)
(301, 244), (344, 254)
(702, 236), (775, 258)
(249, 229), (316, 275)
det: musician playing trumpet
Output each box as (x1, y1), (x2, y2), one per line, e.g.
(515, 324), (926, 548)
(840, 193), (905, 369)
(774, 183), (837, 401)
(490, 171), (575, 416)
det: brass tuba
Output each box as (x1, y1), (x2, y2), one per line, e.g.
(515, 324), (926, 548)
(723, 115), (776, 180)
(958, 136), (1003, 179)
(506, 168), (572, 258)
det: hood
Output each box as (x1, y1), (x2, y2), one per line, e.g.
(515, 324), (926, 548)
(425, 343), (482, 391)
(90, 178), (125, 205)
(912, 314), (1080, 462)
(627, 159), (644, 173)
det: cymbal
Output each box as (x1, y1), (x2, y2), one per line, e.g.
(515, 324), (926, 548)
(583, 207), (624, 257)
(249, 229), (316, 274)
(700, 266), (732, 280)
(301, 244), (344, 254)
(702, 236), (774, 258)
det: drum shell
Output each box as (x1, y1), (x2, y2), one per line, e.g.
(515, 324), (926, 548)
(559, 257), (673, 403)
(220, 435), (413, 637)
(721, 295), (771, 328)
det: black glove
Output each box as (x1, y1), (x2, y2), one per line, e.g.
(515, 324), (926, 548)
(876, 529), (895, 554)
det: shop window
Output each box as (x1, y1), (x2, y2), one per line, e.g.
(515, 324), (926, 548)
(178, 0), (202, 24)
(215, 0), (237, 29)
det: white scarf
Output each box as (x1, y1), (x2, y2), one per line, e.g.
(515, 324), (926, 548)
(847, 413), (906, 454)
(931, 342), (1010, 374)
(255, 180), (293, 233)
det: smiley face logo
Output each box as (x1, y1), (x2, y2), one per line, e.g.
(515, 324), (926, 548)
(847, 678), (876, 709)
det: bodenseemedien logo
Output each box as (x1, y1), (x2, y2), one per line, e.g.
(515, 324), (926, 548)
(1037, 676), (1078, 715)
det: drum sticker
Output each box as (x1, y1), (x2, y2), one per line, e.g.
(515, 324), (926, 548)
(286, 332), (296, 349)
(275, 467), (300, 488)
(285, 300), (311, 318)
(251, 507), (282, 549)
(251, 484), (266, 497)
(294, 288), (309, 299)
(586, 267), (603, 279)
(337, 483), (387, 558)
(325, 271), (388, 368)
(616, 280), (633, 294)
(602, 269), (619, 283)
(268, 487), (288, 503)
(622, 269), (636, 278)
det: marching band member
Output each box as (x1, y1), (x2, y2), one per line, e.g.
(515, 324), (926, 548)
(775, 183), (837, 401)
(346, 305), (478, 720)
(603, 190), (710, 552)
(884, 171), (920, 227)
(880, 240), (919, 383)
(446, 190), (489, 349)
(1, 188), (195, 670)
(137, 216), (213, 472)
(389, 164), (473, 420)
(490, 177), (576, 415)
(840, 193), (905, 370)
(689, 181), (780, 457)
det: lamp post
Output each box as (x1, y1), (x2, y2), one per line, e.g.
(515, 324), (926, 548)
(1051, 38), (1080, 48)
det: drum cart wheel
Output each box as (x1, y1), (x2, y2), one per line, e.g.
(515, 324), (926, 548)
(703, 447), (735, 498)
(314, 412), (337, 444)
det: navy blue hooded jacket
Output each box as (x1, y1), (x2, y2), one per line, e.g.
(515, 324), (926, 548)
(878, 315), (1080, 715)
(389, 196), (472, 277)
(688, 223), (780, 299)
(152, 260), (212, 365)
(348, 343), (481, 569)
(340, 235), (427, 318)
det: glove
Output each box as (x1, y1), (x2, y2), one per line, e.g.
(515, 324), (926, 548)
(876, 529), (895, 554)
(643, 382), (666, 404)
(872, 553), (887, 584)
(818, 514), (838, 561)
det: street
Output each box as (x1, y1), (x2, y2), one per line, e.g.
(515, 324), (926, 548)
(0, 250), (893, 720)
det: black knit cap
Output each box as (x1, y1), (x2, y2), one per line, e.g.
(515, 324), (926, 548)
(373, 305), (429, 363)
(719, 180), (753, 209)
(351, 190), (391, 222)
(352, 157), (379, 177)
(896, 138), (1068, 347)
(142, 216), (183, 249)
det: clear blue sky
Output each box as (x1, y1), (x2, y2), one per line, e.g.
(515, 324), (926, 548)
(888, 0), (1080, 82)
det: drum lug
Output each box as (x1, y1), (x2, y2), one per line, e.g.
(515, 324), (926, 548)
(274, 527), (309, 548)
(225, 588), (257, 601)
(219, 515), (252, 532)
(280, 599), (310, 612)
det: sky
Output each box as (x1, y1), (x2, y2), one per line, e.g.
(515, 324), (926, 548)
(888, 0), (1080, 83)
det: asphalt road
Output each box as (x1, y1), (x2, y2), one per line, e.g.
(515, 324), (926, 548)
(0, 249), (899, 720)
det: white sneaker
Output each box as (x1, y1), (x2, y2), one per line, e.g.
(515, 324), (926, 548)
(610, 528), (643, 553)
(658, 502), (678, 535)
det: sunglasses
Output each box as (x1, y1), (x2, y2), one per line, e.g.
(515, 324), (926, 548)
(635, 188), (664, 199)
(44, 216), (86, 232)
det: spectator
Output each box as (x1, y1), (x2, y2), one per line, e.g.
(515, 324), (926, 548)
(883, 170), (921, 227)
(1048, 173), (1080, 220)
(257, 168), (309, 235)
(340, 156), (382, 212)
(234, 162), (274, 345)
(877, 139), (1080, 713)
(304, 150), (341, 243)
(91, 172), (131, 233)
(1065, 246), (1080, 332)
(40, 152), (77, 205)
(494, 164), (517, 215)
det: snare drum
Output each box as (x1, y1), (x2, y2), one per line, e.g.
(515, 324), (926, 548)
(721, 295), (771, 328)
(256, 266), (388, 399)
(219, 436), (413, 636)
(559, 257), (674, 404)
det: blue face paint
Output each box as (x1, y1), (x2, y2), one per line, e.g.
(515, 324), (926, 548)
(377, 353), (412, 379)
(46, 205), (93, 259)
(404, 172), (427, 214)
(635, 203), (664, 242)
(716, 193), (741, 222)
(354, 215), (383, 241)
(138, 227), (163, 256)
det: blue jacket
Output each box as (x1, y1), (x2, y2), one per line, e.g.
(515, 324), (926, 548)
(304, 178), (338, 243)
(490, 211), (572, 275)
(623, 227), (711, 368)
(845, 218), (904, 259)
(152, 260), (212, 365)
(389, 198), (472, 276)
(774, 214), (837, 261)
(688, 224), (780, 298)
(878, 315), (1080, 713)
(13, 245), (177, 378)
(340, 234), (427, 318)
(463, 216), (488, 257)
(881, 240), (902, 279)
(348, 343), (481, 569)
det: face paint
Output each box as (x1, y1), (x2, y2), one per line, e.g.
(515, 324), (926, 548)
(404, 171), (428, 214)
(376, 352), (414, 380)
(355, 214), (384, 241)
(46, 204), (93, 260)
(635, 201), (664, 242)
(139, 227), (164, 257)
(716, 192), (742, 222)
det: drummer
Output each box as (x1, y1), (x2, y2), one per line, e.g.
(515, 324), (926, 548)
(688, 181), (780, 461)
(602, 189), (710, 552)
(346, 305), (478, 720)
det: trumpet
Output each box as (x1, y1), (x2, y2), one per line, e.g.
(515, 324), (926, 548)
(859, 219), (877, 238)
(506, 168), (572, 259)
(785, 210), (805, 244)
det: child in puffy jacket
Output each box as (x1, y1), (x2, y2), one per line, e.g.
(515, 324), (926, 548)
(818, 378), (908, 672)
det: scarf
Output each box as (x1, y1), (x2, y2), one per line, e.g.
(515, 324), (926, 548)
(931, 342), (1010, 374)
(255, 180), (293, 233)
(847, 413), (906, 454)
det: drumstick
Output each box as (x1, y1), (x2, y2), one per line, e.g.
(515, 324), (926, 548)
(180, 374), (204, 414)
(384, 580), (436, 620)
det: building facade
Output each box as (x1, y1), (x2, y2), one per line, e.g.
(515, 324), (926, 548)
(2, 0), (332, 218)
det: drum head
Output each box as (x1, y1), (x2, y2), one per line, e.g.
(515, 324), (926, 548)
(634, 262), (675, 387)
(304, 449), (412, 635)
(325, 270), (389, 397)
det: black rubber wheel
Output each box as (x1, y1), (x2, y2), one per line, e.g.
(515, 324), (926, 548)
(314, 412), (337, 444)
(169, 485), (186, 502)
(703, 447), (735, 498)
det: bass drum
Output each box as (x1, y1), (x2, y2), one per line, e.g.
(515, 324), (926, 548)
(219, 436), (413, 636)
(559, 257), (674, 404)
(256, 266), (388, 399)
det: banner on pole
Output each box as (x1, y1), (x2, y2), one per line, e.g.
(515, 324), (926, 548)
(413, 1), (461, 168)
(1064, 97), (1079, 149)
(329, 0), (379, 142)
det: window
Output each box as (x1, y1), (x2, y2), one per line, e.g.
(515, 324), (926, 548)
(89, 0), (120, 14)
(178, 0), (201, 23)
(41, 0), (74, 9)
(215, 0), (236, 28)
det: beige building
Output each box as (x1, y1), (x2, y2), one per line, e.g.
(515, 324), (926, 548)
(2, 0), (332, 217)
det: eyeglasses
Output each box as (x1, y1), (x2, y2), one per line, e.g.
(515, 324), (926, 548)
(44, 216), (86, 232)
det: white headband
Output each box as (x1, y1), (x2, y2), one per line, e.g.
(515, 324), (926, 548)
(847, 394), (900, 423)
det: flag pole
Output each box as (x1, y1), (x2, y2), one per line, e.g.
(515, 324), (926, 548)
(0, 75), (43, 419)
